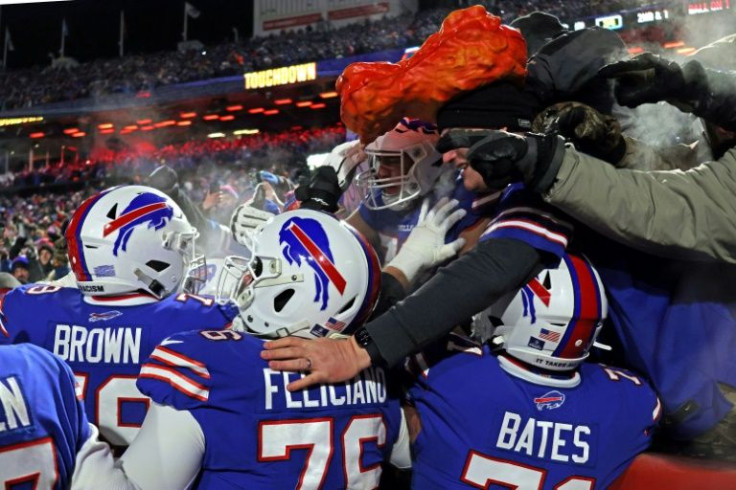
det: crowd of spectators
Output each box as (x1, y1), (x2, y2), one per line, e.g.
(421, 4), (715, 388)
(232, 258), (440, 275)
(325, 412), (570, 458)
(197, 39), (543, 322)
(0, 124), (344, 281)
(0, 1), (674, 110)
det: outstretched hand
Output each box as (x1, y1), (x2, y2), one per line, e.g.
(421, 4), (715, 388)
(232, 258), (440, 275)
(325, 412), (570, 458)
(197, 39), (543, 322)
(599, 53), (690, 108)
(262, 336), (371, 391)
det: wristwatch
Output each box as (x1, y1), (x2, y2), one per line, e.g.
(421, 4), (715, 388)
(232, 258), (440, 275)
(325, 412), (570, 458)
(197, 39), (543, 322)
(353, 327), (386, 367)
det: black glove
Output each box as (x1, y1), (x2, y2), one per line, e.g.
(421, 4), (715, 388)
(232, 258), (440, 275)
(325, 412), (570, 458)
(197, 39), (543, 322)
(295, 166), (342, 213)
(599, 53), (703, 109)
(532, 101), (627, 164)
(601, 53), (736, 133)
(464, 131), (566, 193)
(436, 129), (494, 155)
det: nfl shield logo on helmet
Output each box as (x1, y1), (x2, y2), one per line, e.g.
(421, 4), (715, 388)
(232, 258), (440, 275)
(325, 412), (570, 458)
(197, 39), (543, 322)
(534, 390), (566, 411)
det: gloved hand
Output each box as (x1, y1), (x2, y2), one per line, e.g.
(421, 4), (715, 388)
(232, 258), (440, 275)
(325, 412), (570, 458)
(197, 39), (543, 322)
(598, 53), (704, 110)
(532, 101), (626, 164)
(230, 190), (276, 247)
(386, 197), (467, 285)
(295, 166), (342, 213)
(439, 129), (566, 193)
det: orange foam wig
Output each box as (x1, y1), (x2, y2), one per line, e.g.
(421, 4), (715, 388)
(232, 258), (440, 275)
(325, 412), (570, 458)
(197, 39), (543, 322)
(337, 6), (528, 143)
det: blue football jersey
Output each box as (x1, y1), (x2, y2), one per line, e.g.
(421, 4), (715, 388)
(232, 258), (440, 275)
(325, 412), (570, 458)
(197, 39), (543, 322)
(138, 329), (404, 489)
(0, 284), (238, 447)
(407, 334), (659, 490)
(581, 240), (736, 439)
(359, 178), (482, 262)
(0, 344), (90, 489)
(479, 183), (573, 261)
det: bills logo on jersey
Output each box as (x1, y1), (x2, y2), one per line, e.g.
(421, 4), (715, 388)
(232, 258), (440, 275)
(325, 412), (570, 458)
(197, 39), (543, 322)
(103, 192), (174, 256)
(534, 390), (566, 411)
(89, 310), (123, 322)
(279, 217), (346, 310)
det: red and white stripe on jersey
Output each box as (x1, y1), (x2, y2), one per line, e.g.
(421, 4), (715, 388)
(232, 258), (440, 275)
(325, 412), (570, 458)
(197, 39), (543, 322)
(483, 206), (572, 248)
(149, 345), (211, 379)
(139, 345), (211, 402)
(139, 363), (210, 402)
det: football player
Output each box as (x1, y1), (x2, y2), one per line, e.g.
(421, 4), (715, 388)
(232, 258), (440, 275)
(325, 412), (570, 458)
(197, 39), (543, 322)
(348, 117), (486, 262)
(406, 255), (660, 489)
(0, 344), (134, 489)
(0, 185), (238, 450)
(119, 209), (410, 488)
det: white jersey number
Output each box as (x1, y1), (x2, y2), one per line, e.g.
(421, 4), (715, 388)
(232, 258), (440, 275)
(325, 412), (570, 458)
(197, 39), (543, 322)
(461, 451), (595, 489)
(76, 373), (149, 447)
(0, 437), (58, 488)
(259, 414), (387, 490)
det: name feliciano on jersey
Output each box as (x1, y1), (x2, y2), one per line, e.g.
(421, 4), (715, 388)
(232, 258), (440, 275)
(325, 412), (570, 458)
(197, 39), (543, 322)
(263, 366), (388, 410)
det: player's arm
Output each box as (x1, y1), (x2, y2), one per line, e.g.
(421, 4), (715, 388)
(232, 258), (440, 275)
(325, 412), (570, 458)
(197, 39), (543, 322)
(390, 407), (412, 469)
(71, 424), (141, 490)
(118, 403), (205, 490)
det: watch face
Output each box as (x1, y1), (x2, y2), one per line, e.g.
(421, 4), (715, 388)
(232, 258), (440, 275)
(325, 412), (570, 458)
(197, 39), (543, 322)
(355, 328), (372, 347)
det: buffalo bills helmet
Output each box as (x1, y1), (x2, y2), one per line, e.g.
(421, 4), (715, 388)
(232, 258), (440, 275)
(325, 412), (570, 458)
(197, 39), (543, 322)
(65, 185), (200, 299)
(480, 254), (607, 371)
(218, 209), (381, 339)
(356, 118), (448, 211)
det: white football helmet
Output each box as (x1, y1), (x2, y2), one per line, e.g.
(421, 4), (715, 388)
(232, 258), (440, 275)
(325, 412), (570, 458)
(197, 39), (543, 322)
(479, 254), (607, 371)
(65, 185), (201, 298)
(356, 118), (448, 211)
(217, 209), (381, 339)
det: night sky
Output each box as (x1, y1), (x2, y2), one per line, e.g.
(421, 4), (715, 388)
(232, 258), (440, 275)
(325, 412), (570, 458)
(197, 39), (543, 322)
(2, 0), (255, 69)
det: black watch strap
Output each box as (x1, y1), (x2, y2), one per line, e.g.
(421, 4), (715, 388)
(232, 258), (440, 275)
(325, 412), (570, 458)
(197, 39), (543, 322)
(354, 327), (386, 367)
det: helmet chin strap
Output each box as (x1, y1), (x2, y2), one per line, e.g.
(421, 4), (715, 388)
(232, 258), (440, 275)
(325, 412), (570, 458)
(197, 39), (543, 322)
(133, 268), (167, 299)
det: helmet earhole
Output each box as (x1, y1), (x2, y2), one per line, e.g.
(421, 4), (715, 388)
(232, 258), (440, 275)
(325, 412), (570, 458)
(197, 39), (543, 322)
(274, 289), (295, 313)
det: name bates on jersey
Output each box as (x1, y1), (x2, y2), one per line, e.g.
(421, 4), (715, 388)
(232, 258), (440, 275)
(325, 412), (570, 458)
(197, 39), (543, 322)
(52, 324), (141, 364)
(263, 366), (388, 411)
(496, 411), (591, 464)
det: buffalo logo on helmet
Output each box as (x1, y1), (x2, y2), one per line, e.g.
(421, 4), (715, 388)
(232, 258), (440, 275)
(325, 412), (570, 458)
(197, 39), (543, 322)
(103, 192), (174, 256)
(533, 390), (566, 411)
(279, 217), (347, 311)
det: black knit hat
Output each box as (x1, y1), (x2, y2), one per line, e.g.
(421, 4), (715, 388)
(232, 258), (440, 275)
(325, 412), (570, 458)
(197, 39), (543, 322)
(436, 81), (542, 132)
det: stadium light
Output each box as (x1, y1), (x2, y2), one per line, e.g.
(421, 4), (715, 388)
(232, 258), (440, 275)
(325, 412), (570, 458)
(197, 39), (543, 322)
(29, 132), (44, 139)
(203, 114), (220, 121)
(263, 109), (279, 116)
(98, 123), (113, 130)
(141, 125), (155, 131)
(319, 91), (338, 99)
(226, 105), (243, 112)
(207, 132), (226, 138)
(219, 115), (235, 121)
(310, 103), (326, 110)
(100, 129), (115, 134)
(137, 119), (152, 125)
(177, 120), (192, 126)
(72, 131), (85, 138)
(296, 101), (312, 108)
(63, 128), (79, 135)
(123, 125), (138, 131)
(248, 107), (265, 114)
(233, 129), (259, 135)
(274, 98), (292, 105)
(180, 112), (197, 119)
(154, 120), (177, 128)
